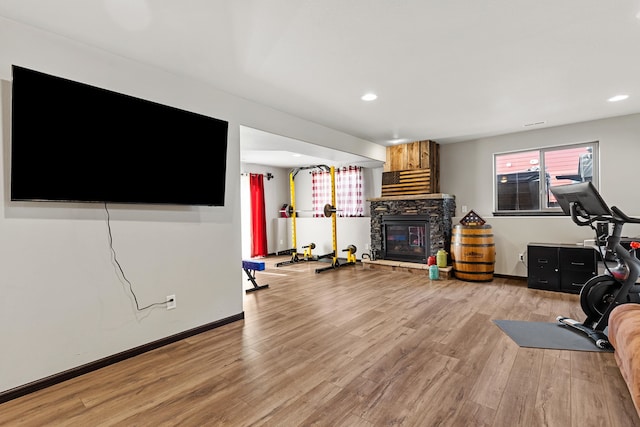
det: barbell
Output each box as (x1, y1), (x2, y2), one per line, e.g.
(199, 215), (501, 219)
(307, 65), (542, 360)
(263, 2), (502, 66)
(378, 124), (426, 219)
(342, 244), (357, 255)
(280, 203), (340, 218)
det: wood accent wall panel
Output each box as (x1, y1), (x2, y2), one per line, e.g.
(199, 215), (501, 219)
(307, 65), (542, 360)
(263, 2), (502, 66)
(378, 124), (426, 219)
(386, 144), (406, 172)
(406, 142), (421, 170)
(384, 140), (438, 172)
(383, 140), (440, 194)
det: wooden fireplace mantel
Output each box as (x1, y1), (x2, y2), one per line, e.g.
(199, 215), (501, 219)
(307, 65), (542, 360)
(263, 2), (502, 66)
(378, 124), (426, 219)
(368, 193), (454, 202)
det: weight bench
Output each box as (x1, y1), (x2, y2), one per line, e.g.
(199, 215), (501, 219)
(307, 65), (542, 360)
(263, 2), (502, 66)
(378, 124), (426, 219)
(242, 260), (269, 293)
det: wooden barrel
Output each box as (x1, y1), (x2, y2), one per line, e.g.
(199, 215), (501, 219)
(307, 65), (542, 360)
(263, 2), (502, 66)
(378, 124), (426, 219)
(451, 224), (495, 282)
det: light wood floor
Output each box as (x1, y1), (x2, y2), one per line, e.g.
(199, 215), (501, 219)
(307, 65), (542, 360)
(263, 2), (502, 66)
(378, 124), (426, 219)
(2, 256), (639, 426)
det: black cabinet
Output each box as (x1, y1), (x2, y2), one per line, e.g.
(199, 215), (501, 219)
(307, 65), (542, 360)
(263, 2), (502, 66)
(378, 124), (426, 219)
(527, 243), (597, 294)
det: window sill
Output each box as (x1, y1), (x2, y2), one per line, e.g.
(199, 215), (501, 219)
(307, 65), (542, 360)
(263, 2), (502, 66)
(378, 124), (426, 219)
(493, 211), (566, 217)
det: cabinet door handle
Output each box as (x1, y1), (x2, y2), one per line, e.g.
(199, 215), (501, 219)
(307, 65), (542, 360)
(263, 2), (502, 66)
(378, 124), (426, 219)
(538, 280), (548, 284)
(570, 262), (585, 266)
(537, 259), (548, 264)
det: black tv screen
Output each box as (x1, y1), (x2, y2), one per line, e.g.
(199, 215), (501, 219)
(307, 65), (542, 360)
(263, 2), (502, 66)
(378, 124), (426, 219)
(11, 65), (228, 206)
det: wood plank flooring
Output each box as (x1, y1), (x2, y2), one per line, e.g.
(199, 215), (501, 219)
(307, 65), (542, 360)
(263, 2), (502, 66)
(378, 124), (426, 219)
(2, 256), (639, 426)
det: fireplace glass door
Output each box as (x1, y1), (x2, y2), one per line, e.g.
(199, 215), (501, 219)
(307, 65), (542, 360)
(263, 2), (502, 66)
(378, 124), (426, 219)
(382, 215), (430, 263)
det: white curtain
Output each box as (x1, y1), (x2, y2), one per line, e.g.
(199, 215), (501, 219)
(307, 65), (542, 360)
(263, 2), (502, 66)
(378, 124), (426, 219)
(312, 166), (364, 217)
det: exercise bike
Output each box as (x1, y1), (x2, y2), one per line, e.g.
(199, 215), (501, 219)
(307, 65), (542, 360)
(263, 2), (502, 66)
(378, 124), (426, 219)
(550, 182), (640, 349)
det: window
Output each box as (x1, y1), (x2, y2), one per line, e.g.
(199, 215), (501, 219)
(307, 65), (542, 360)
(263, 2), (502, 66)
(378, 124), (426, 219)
(494, 142), (598, 214)
(312, 166), (364, 217)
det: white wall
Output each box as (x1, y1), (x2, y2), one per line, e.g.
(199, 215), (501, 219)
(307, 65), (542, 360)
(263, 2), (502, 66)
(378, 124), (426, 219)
(271, 217), (371, 260)
(292, 217), (371, 259)
(0, 17), (385, 393)
(440, 113), (640, 276)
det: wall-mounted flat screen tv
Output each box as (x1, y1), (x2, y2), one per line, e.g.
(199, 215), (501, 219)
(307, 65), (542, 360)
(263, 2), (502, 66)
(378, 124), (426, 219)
(11, 65), (228, 206)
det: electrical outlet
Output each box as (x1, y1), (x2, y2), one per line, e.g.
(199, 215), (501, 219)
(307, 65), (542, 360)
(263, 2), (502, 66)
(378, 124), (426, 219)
(518, 253), (525, 262)
(166, 294), (176, 310)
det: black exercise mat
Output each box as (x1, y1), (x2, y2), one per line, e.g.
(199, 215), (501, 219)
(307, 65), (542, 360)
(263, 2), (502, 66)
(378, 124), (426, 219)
(493, 319), (613, 352)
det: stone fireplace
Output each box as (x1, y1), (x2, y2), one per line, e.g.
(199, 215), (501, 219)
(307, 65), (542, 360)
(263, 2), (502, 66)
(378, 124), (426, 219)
(370, 194), (455, 263)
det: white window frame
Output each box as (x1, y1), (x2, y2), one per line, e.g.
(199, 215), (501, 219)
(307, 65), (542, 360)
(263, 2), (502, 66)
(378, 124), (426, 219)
(493, 141), (599, 215)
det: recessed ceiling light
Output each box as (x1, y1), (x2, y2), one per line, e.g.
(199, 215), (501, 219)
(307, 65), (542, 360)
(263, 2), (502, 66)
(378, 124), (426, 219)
(361, 93), (378, 101)
(608, 94), (629, 102)
(292, 153), (302, 157)
(388, 138), (405, 144)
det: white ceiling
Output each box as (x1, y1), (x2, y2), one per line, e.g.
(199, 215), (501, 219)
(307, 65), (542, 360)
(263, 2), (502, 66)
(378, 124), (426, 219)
(2, 1), (640, 167)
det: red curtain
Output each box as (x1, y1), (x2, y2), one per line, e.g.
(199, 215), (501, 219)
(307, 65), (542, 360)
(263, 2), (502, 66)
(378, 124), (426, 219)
(250, 173), (268, 257)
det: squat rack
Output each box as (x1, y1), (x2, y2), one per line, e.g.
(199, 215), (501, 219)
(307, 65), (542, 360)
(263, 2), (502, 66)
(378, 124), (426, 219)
(275, 164), (357, 273)
(276, 165), (333, 267)
(313, 165), (358, 273)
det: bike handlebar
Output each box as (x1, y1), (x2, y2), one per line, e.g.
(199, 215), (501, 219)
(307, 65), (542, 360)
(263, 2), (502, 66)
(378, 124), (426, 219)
(569, 202), (640, 226)
(611, 206), (640, 224)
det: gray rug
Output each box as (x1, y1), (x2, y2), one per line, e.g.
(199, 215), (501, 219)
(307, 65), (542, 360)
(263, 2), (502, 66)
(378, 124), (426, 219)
(493, 319), (613, 352)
